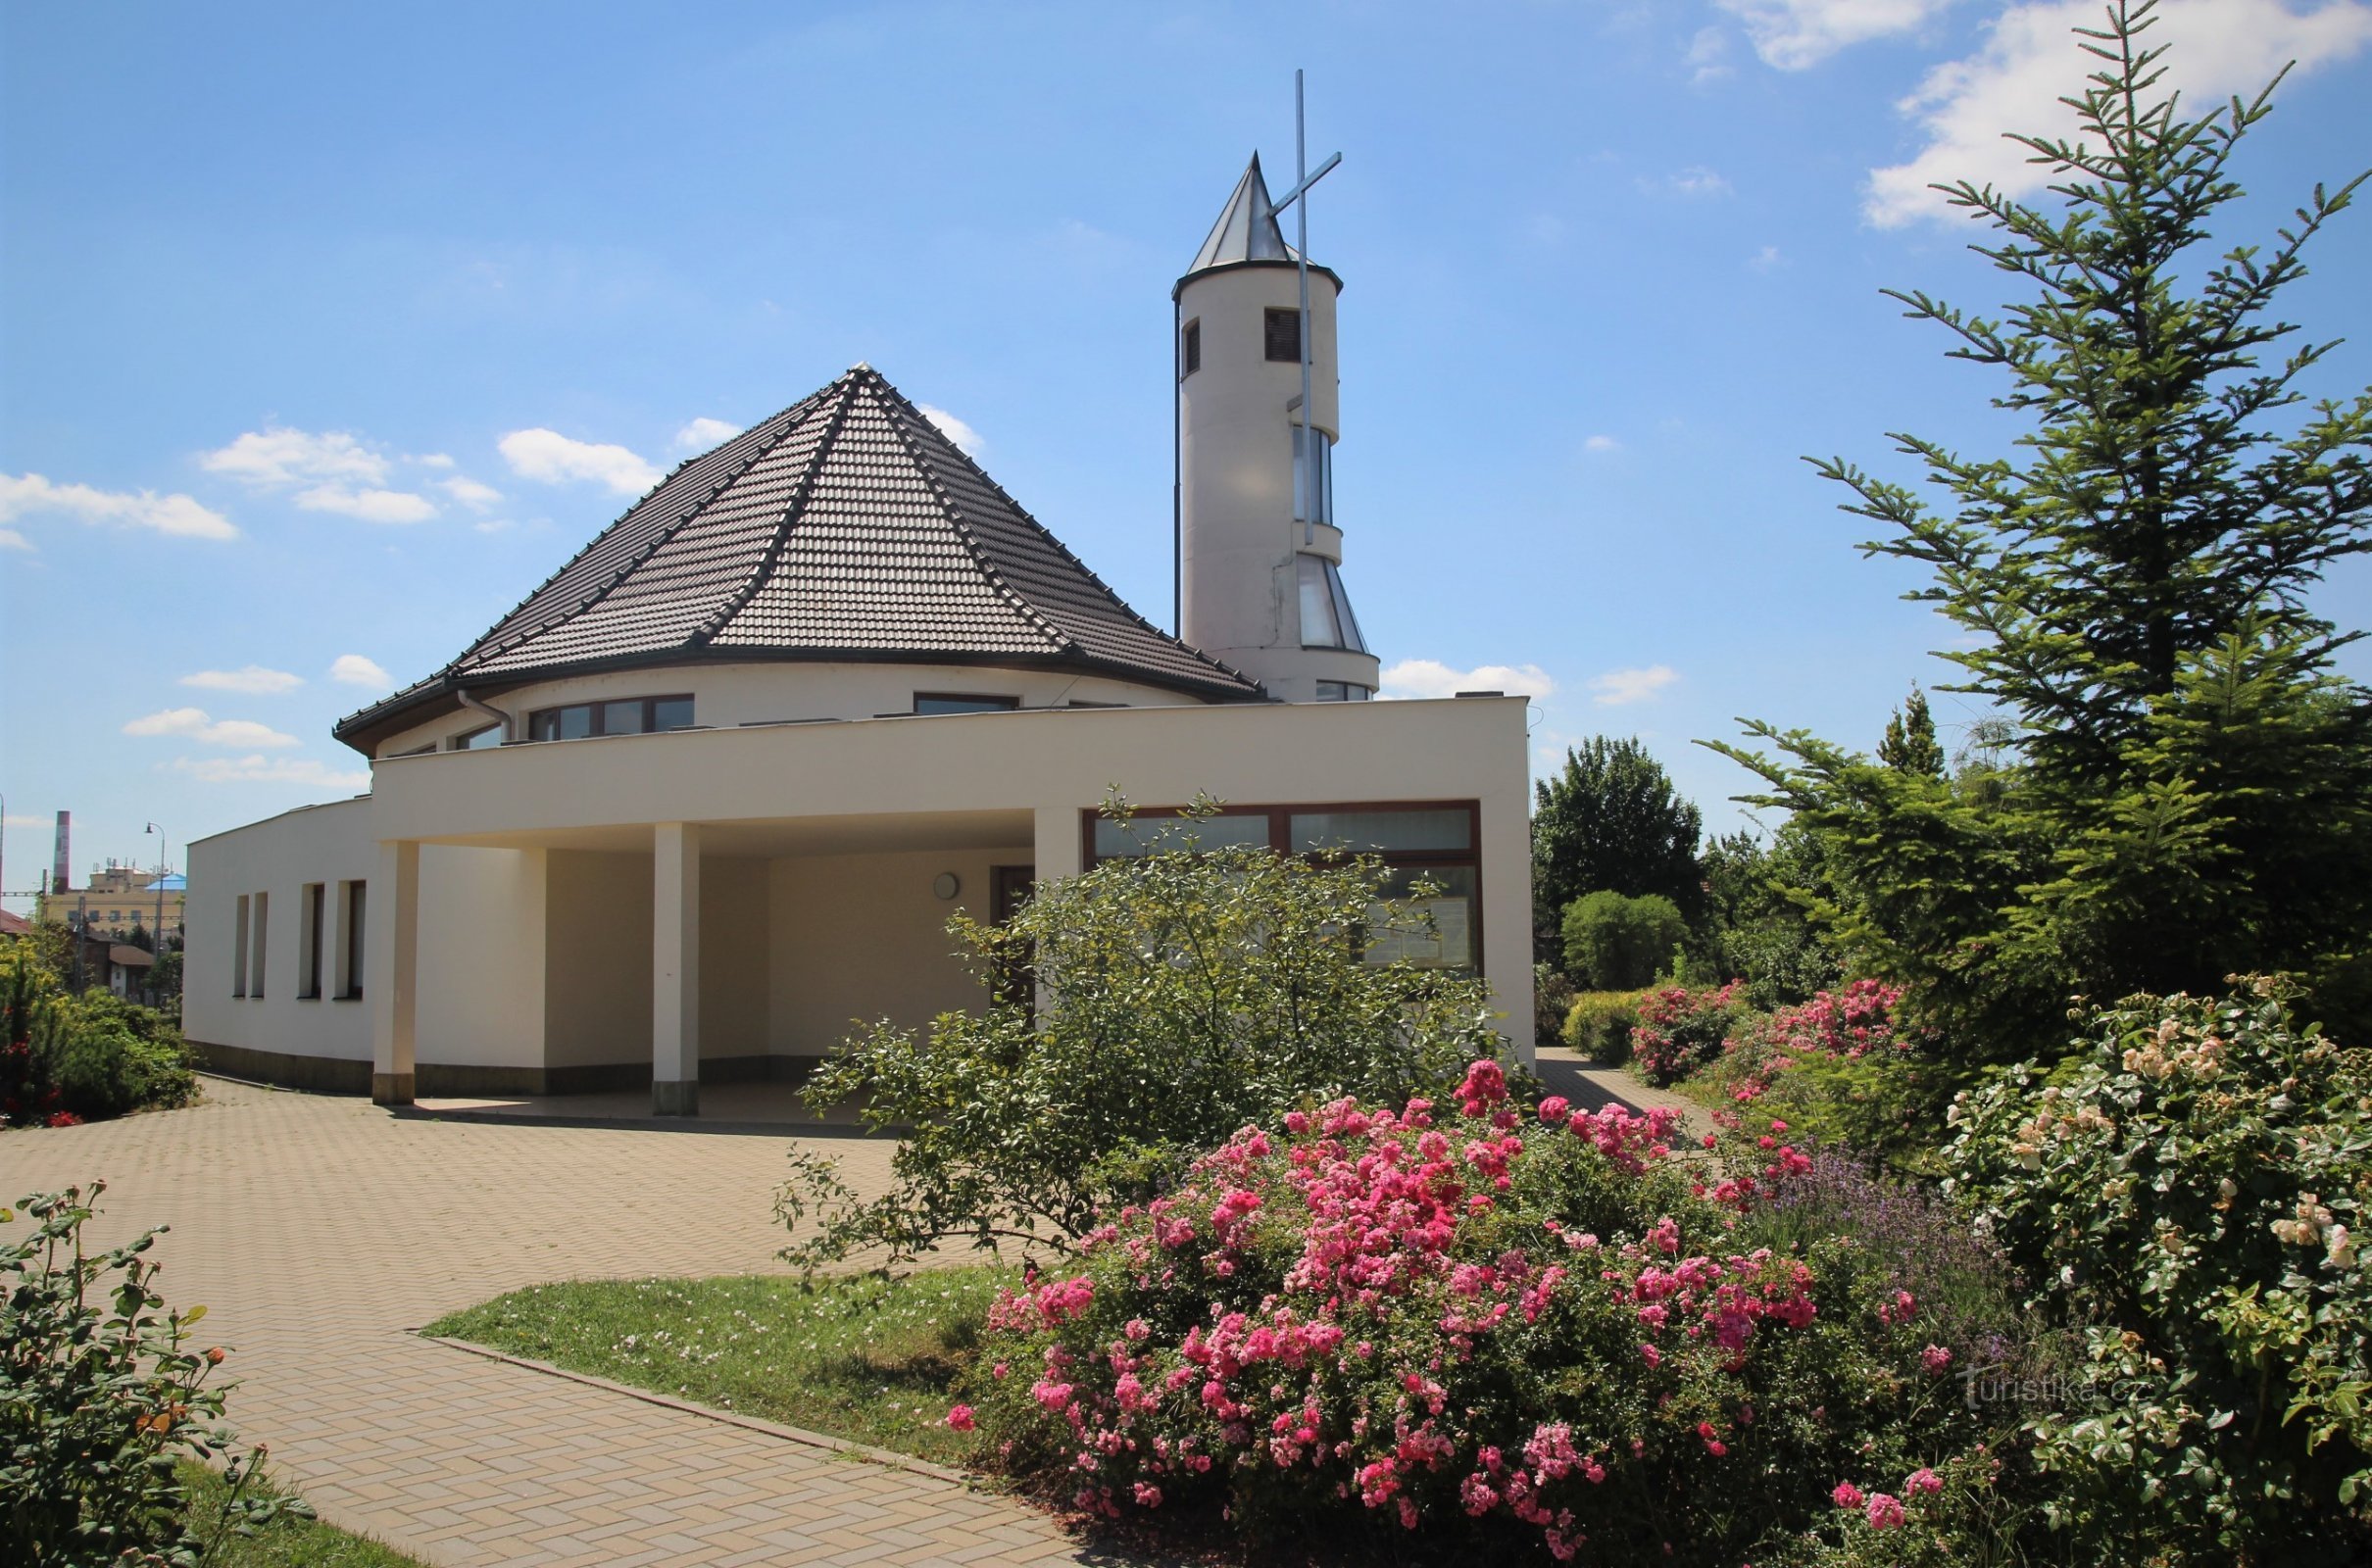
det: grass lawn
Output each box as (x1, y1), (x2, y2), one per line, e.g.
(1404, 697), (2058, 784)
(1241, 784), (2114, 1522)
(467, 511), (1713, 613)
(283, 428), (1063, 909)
(421, 1267), (1010, 1465)
(178, 1462), (426, 1567)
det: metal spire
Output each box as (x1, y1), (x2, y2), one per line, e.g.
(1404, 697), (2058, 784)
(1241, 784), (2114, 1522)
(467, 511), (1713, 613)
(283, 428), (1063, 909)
(1266, 71), (1340, 547)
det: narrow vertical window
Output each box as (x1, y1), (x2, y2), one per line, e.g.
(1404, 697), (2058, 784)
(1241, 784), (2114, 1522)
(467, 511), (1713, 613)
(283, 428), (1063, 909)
(300, 882), (324, 999)
(1263, 307), (1301, 363)
(1292, 427), (1334, 525)
(1296, 556), (1367, 653)
(1180, 318), (1201, 378)
(249, 892), (270, 1000)
(341, 881), (368, 1000)
(232, 895), (250, 998)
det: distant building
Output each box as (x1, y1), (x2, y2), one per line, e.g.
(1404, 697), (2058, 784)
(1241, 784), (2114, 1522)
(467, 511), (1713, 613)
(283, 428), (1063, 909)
(39, 863), (185, 941)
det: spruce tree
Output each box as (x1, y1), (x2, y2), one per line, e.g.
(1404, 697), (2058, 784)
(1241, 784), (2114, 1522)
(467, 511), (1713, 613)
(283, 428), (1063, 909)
(1712, 0), (2372, 1055)
(1877, 688), (1947, 778)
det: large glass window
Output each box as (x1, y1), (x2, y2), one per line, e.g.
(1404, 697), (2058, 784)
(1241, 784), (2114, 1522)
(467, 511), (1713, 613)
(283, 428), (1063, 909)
(526, 695), (694, 742)
(1314, 680), (1371, 702)
(1083, 801), (1482, 971)
(1292, 426), (1334, 526)
(451, 723), (504, 751)
(1297, 555), (1367, 653)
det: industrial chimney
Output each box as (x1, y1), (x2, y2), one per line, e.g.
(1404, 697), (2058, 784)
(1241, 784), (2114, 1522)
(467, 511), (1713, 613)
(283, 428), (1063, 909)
(52, 810), (71, 893)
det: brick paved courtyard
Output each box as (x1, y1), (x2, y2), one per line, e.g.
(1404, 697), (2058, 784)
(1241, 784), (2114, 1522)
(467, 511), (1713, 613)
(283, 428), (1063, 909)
(0, 1078), (1094, 1567)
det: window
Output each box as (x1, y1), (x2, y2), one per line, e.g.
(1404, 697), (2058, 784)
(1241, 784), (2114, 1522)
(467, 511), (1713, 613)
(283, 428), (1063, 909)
(526, 695), (694, 741)
(1291, 426), (1334, 526)
(1264, 307), (1301, 363)
(1084, 802), (1483, 971)
(1180, 318), (1201, 378)
(299, 882), (324, 1000)
(339, 880), (366, 1000)
(232, 895), (249, 998)
(1314, 681), (1372, 702)
(1296, 555), (1367, 653)
(248, 892), (269, 999)
(914, 693), (1021, 715)
(451, 723), (504, 750)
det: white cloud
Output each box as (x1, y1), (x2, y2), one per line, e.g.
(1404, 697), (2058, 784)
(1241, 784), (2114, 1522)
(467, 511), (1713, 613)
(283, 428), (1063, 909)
(1646, 166), (1734, 198)
(472, 517), (516, 533)
(918, 405), (986, 457)
(0, 526), (29, 552)
(1686, 24), (1736, 83)
(1587, 664), (1682, 706)
(170, 755), (371, 790)
(415, 452), (456, 469)
(201, 426), (390, 487)
(1868, 0), (2372, 226)
(1717, 0), (1959, 70)
(329, 654), (391, 688)
(498, 427), (661, 495)
(0, 471), (237, 541)
(293, 484), (439, 523)
(180, 665), (303, 695)
(1749, 244), (1786, 270)
(437, 476), (503, 510)
(124, 708), (301, 749)
(1584, 434), (1622, 453)
(674, 416), (742, 451)
(1379, 660), (1557, 701)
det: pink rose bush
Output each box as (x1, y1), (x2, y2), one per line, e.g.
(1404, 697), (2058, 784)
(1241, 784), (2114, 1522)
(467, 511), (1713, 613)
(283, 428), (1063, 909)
(1629, 982), (1752, 1086)
(957, 1061), (1990, 1563)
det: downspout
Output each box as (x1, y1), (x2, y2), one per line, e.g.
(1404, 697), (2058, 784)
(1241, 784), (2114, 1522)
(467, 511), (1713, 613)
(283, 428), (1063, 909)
(456, 689), (515, 743)
(1172, 294), (1183, 637)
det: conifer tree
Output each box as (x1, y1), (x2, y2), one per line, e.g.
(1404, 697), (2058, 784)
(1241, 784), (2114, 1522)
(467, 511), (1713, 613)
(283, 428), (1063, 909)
(1531, 738), (1705, 964)
(1712, 1), (2372, 1055)
(1877, 687), (1946, 778)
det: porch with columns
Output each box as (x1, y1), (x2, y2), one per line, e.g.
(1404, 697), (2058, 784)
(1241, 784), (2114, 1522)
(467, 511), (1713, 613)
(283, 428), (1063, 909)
(367, 806), (1078, 1115)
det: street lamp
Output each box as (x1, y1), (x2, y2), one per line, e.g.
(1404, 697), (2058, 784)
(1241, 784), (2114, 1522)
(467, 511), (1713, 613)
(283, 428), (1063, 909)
(145, 823), (169, 1004)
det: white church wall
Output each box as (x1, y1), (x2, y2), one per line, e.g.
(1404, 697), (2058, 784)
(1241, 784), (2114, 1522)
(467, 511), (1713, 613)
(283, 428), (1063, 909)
(370, 661), (1206, 760)
(542, 850), (654, 1076)
(185, 795), (376, 1089)
(767, 846), (1002, 1059)
(413, 846), (546, 1075)
(372, 697), (1536, 1058)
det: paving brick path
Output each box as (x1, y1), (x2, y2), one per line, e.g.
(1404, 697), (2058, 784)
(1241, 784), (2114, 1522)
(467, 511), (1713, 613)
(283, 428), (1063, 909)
(0, 1079), (1092, 1567)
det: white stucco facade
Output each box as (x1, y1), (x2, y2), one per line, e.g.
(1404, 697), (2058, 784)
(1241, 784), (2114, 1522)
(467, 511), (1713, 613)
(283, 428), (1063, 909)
(187, 695), (1537, 1105)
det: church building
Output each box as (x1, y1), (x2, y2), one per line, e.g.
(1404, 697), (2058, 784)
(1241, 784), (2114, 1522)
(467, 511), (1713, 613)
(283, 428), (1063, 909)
(184, 158), (1537, 1110)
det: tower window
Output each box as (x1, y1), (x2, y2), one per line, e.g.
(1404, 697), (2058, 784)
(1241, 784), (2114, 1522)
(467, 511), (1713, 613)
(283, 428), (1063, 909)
(1296, 555), (1368, 654)
(1292, 426), (1334, 526)
(1180, 318), (1201, 378)
(1264, 308), (1301, 363)
(1314, 681), (1372, 702)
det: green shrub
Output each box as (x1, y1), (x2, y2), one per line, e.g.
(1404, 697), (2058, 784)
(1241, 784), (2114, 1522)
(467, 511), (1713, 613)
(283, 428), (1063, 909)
(1560, 890), (1687, 990)
(1532, 964), (1578, 1047)
(1, 1183), (313, 1566)
(1945, 979), (2372, 1561)
(776, 797), (1519, 1272)
(1, 953), (195, 1128)
(1560, 988), (1647, 1064)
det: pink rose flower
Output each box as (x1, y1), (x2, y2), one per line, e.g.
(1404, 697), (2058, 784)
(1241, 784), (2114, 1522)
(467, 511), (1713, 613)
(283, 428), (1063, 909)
(1866, 1494), (1905, 1530)
(944, 1404), (976, 1432)
(1832, 1482), (1865, 1509)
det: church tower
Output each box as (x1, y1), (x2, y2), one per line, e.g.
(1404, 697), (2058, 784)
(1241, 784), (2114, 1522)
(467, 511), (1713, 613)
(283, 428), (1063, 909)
(1174, 154), (1379, 703)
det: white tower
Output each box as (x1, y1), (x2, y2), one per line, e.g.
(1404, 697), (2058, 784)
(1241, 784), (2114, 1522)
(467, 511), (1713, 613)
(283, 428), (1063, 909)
(1174, 152), (1379, 703)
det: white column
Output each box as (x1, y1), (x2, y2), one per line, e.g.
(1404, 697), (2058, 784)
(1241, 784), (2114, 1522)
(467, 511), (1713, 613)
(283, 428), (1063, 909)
(653, 822), (701, 1115)
(1029, 806), (1082, 1017)
(369, 840), (420, 1104)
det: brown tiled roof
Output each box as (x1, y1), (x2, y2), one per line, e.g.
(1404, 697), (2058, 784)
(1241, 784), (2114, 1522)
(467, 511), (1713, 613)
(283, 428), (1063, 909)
(334, 366), (1259, 751)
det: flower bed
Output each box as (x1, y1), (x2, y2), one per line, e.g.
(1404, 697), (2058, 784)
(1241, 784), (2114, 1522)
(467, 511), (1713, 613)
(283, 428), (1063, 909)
(957, 1061), (1996, 1563)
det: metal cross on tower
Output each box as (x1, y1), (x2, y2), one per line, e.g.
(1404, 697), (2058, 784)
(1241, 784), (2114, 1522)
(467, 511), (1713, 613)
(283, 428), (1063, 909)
(1267, 70), (1340, 546)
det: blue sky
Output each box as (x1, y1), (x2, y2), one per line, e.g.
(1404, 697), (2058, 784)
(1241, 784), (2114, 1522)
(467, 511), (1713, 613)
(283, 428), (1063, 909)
(5, 0), (2370, 905)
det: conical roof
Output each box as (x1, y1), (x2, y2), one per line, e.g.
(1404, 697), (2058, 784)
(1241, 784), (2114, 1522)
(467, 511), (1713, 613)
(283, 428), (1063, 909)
(1177, 154), (1341, 293)
(334, 366), (1259, 752)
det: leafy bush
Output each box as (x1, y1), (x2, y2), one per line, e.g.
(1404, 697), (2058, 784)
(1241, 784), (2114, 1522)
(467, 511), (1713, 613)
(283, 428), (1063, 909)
(1560, 891), (1687, 991)
(1631, 982), (1754, 1087)
(1533, 964), (1578, 1049)
(1689, 982), (1967, 1168)
(1945, 979), (2372, 1561)
(956, 1063), (2001, 1564)
(2, 1183), (311, 1566)
(1559, 989), (1647, 1064)
(777, 800), (1517, 1271)
(1, 951), (196, 1128)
